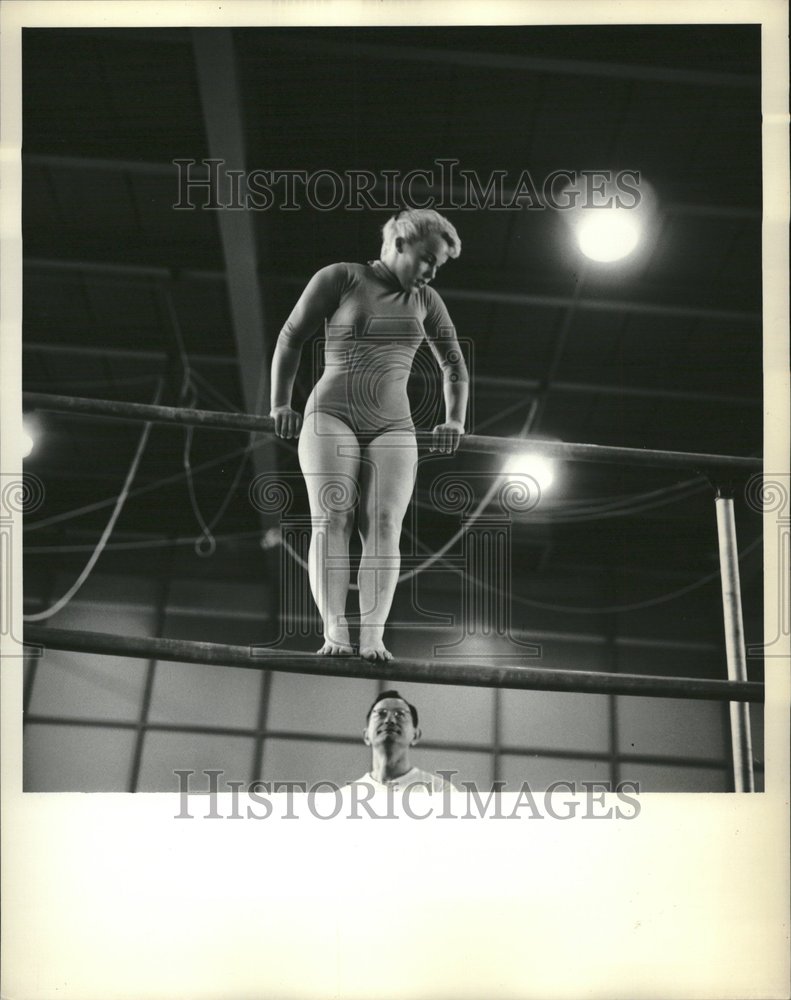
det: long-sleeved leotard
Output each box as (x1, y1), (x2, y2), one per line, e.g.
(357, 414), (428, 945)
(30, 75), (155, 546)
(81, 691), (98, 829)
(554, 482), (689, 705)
(278, 260), (468, 444)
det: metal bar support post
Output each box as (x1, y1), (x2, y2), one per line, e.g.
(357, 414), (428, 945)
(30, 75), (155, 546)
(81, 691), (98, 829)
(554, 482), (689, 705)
(715, 490), (756, 791)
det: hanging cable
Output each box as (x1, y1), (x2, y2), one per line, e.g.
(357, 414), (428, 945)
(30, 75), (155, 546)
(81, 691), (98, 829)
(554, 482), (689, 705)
(24, 380), (164, 622)
(25, 373), (162, 392)
(189, 368), (244, 415)
(409, 474), (710, 525)
(398, 518), (762, 616)
(279, 519), (762, 615)
(159, 280), (192, 404)
(25, 528), (267, 554)
(466, 536), (763, 616)
(276, 469), (715, 587)
(278, 474), (506, 588)
(156, 281), (252, 556)
(24, 434), (266, 533)
(181, 382), (249, 556)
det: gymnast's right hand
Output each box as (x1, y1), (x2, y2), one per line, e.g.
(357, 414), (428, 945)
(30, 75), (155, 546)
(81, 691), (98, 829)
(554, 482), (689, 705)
(270, 405), (302, 439)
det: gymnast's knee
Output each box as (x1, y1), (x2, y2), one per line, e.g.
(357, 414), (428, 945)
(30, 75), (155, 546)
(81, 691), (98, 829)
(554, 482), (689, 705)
(313, 507), (355, 535)
(360, 508), (402, 543)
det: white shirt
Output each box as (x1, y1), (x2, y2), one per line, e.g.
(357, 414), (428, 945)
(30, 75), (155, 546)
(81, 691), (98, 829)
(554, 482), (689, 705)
(350, 766), (457, 792)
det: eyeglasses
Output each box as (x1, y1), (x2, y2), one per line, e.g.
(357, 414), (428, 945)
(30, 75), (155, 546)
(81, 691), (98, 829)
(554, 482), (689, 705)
(371, 708), (411, 721)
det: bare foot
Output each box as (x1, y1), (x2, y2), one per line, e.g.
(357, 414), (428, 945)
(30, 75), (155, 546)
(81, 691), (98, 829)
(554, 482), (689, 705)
(317, 620), (353, 656)
(359, 636), (393, 662)
(317, 639), (355, 656)
(316, 616), (353, 656)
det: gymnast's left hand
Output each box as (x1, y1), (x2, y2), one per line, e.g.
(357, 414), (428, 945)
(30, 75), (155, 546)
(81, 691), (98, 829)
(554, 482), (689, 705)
(270, 404), (302, 439)
(430, 420), (465, 454)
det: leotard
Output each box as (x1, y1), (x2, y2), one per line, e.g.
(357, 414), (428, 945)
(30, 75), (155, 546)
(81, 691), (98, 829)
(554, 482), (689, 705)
(277, 260), (468, 445)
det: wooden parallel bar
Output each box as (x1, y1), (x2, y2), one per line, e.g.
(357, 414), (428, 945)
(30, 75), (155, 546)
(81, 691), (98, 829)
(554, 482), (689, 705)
(24, 626), (765, 703)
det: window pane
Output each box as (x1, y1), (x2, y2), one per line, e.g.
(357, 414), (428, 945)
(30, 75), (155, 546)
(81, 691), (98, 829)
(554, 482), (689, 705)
(381, 680), (494, 744)
(501, 690), (610, 753)
(28, 648), (148, 723)
(147, 658), (262, 729)
(24, 723), (136, 791)
(411, 747), (492, 788)
(260, 737), (363, 787)
(499, 752), (611, 792)
(136, 731), (255, 792)
(266, 672), (378, 737)
(622, 761), (729, 792)
(617, 696), (725, 759)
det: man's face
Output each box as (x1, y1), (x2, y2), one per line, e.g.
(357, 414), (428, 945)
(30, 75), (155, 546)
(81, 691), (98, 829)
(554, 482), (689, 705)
(363, 697), (419, 749)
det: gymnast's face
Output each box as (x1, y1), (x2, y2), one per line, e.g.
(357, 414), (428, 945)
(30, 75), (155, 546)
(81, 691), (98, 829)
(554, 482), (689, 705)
(363, 697), (420, 749)
(394, 234), (450, 293)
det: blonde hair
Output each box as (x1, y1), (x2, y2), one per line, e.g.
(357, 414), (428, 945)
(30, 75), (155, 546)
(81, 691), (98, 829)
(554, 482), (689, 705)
(380, 208), (462, 259)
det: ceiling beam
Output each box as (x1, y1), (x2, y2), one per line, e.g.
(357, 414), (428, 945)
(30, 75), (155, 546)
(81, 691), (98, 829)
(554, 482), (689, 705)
(23, 343), (761, 408)
(438, 286), (759, 325)
(270, 34), (760, 90)
(191, 29), (270, 425)
(63, 27), (760, 89)
(26, 256), (761, 325)
(24, 154), (761, 222)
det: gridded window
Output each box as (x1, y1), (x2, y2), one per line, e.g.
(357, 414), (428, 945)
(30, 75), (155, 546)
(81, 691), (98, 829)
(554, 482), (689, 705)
(622, 762), (729, 792)
(260, 738), (365, 787)
(27, 647), (148, 723)
(266, 671), (379, 738)
(137, 731), (256, 793)
(500, 690), (610, 754)
(147, 659), (263, 729)
(386, 680), (494, 744)
(24, 723), (137, 792)
(22, 571), (759, 795)
(616, 696), (725, 760)
(499, 752), (612, 793)
(411, 747), (493, 789)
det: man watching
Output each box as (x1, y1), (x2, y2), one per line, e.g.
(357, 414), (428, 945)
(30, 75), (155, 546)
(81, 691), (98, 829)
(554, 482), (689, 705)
(350, 689), (457, 792)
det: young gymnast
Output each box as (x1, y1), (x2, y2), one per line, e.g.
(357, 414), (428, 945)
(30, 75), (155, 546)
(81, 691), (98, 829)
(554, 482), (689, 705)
(270, 209), (468, 661)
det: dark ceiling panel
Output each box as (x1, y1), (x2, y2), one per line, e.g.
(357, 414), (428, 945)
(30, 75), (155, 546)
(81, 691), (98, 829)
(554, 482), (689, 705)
(23, 29), (209, 162)
(20, 23), (764, 608)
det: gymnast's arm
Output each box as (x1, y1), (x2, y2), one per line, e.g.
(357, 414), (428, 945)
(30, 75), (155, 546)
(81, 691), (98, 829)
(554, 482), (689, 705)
(269, 264), (346, 438)
(424, 292), (469, 454)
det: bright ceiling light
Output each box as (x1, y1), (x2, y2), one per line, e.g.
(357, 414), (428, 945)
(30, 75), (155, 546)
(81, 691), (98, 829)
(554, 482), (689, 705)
(502, 451), (556, 493)
(577, 210), (641, 262)
(22, 418), (37, 459)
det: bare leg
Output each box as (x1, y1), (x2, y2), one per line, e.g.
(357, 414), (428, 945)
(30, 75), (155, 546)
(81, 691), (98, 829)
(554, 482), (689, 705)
(357, 431), (418, 661)
(298, 413), (360, 655)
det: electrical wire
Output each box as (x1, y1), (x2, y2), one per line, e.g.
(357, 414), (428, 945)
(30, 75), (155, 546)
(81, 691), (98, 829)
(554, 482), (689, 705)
(409, 474), (711, 525)
(25, 373), (162, 392)
(189, 368), (244, 415)
(279, 473), (507, 588)
(24, 345), (746, 611)
(24, 413), (761, 618)
(446, 535), (763, 616)
(276, 511), (762, 615)
(400, 517), (762, 616)
(24, 528), (266, 554)
(160, 283), (261, 558)
(24, 436), (259, 532)
(181, 381), (249, 556)
(24, 380), (164, 622)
